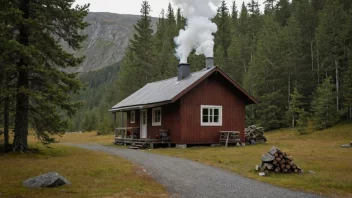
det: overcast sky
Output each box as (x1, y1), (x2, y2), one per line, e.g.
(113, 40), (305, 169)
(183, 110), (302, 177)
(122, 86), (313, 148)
(74, 0), (265, 17)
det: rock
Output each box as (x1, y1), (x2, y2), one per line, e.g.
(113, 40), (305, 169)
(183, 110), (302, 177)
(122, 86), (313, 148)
(255, 165), (259, 171)
(308, 170), (316, 174)
(241, 143), (246, 146)
(341, 144), (351, 148)
(261, 153), (275, 162)
(236, 143), (241, 147)
(210, 144), (221, 147)
(23, 172), (71, 188)
(259, 172), (265, 176)
(175, 144), (187, 149)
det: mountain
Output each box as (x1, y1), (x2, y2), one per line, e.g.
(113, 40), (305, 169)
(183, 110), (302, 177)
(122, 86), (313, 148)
(64, 12), (157, 73)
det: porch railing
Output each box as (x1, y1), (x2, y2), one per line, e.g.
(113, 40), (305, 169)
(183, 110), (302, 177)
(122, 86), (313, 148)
(115, 127), (140, 139)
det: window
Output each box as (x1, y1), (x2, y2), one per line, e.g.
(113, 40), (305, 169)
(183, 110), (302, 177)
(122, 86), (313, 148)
(152, 107), (162, 126)
(201, 105), (222, 126)
(130, 111), (135, 123)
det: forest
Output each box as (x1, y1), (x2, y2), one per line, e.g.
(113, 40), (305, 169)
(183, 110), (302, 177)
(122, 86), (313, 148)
(1, 0), (352, 149)
(71, 0), (352, 134)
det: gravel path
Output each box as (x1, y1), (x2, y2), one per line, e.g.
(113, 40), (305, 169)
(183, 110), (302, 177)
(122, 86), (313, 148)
(68, 144), (322, 198)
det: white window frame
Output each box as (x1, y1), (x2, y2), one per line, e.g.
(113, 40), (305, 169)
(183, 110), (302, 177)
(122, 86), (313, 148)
(130, 110), (135, 123)
(200, 105), (222, 126)
(152, 107), (162, 126)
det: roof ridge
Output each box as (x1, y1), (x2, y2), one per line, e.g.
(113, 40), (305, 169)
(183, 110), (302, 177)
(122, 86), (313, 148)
(147, 67), (213, 84)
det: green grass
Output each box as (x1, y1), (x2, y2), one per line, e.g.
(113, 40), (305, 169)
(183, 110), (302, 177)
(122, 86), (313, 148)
(150, 123), (352, 198)
(0, 143), (167, 198)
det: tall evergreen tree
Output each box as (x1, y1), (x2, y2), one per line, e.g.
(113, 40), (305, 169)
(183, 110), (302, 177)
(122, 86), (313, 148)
(312, 77), (340, 129)
(214, 1), (232, 71)
(1, 0), (89, 151)
(117, 1), (156, 100)
(287, 88), (305, 128)
(316, 0), (349, 112)
(275, 0), (291, 26)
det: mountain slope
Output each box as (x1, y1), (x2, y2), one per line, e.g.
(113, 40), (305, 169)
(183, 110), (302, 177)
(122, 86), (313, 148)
(64, 12), (157, 72)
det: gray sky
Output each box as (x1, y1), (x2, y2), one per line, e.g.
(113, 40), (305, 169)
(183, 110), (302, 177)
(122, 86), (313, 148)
(74, 0), (265, 17)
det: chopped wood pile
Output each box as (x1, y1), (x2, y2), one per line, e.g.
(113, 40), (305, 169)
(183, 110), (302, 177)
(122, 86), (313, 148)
(256, 146), (303, 175)
(245, 125), (267, 144)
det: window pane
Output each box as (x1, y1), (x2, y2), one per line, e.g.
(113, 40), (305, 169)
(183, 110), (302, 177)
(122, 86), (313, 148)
(214, 109), (219, 116)
(210, 108), (213, 116)
(210, 115), (213, 122)
(203, 108), (208, 116)
(214, 115), (219, 123)
(203, 115), (208, 122)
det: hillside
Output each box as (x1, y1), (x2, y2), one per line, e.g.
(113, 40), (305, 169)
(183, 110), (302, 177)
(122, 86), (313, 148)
(63, 12), (157, 73)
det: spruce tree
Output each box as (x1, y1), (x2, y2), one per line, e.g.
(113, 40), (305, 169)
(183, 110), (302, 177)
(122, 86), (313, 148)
(1, 0), (89, 151)
(214, 1), (232, 71)
(117, 1), (156, 100)
(312, 77), (340, 129)
(287, 88), (305, 128)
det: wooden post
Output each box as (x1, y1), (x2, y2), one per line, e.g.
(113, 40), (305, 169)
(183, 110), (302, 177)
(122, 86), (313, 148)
(225, 132), (230, 148)
(113, 112), (117, 137)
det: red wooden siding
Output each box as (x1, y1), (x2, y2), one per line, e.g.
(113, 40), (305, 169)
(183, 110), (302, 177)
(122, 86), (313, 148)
(179, 73), (246, 144)
(125, 101), (180, 141)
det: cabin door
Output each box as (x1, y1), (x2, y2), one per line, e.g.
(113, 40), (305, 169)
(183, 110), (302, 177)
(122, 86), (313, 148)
(140, 109), (147, 138)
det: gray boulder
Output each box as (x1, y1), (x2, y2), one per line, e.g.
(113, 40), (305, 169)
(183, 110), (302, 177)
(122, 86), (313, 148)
(341, 144), (351, 148)
(23, 172), (71, 188)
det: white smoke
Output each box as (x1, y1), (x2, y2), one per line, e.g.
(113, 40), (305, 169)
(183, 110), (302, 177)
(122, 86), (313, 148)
(173, 0), (221, 63)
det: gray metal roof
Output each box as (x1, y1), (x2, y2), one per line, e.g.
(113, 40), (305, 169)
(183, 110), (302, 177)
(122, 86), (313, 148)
(110, 67), (216, 111)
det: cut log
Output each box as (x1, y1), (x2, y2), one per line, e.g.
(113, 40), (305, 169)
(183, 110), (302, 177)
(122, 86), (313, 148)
(260, 163), (268, 172)
(279, 155), (283, 158)
(280, 164), (286, 169)
(279, 159), (286, 164)
(273, 160), (277, 165)
(267, 164), (273, 170)
(274, 152), (279, 157)
(285, 165), (291, 169)
(283, 169), (288, 173)
(275, 157), (281, 162)
(269, 146), (278, 155)
(275, 167), (280, 173)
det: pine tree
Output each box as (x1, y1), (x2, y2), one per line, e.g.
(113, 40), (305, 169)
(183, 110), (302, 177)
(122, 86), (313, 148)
(231, 1), (238, 29)
(275, 0), (291, 26)
(312, 77), (340, 129)
(1, 0), (89, 151)
(176, 8), (186, 31)
(264, 0), (276, 14)
(214, 1), (232, 71)
(288, 88), (305, 128)
(315, 0), (349, 113)
(344, 57), (352, 120)
(117, 1), (156, 99)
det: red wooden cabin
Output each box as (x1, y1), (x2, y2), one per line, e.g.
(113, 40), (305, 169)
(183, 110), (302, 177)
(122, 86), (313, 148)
(110, 58), (257, 146)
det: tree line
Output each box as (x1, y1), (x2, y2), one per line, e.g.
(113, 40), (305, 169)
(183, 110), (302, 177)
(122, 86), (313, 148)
(113, 0), (352, 132)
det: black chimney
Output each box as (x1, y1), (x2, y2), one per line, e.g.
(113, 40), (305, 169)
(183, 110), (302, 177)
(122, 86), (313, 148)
(178, 63), (190, 81)
(206, 57), (214, 69)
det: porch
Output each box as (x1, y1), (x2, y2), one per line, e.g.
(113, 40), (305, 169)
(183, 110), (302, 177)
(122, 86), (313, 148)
(114, 127), (171, 149)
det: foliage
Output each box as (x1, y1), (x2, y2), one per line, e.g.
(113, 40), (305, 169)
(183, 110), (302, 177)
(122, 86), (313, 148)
(311, 77), (340, 129)
(0, 0), (89, 151)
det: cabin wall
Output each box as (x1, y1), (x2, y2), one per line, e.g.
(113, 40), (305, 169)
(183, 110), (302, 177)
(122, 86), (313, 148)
(125, 101), (180, 141)
(179, 73), (246, 144)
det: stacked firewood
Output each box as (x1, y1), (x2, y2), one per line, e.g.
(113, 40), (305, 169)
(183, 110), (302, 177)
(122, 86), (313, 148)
(245, 125), (267, 144)
(257, 146), (303, 175)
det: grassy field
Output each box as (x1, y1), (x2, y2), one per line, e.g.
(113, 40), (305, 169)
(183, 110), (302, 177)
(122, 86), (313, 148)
(150, 123), (352, 198)
(0, 135), (167, 198)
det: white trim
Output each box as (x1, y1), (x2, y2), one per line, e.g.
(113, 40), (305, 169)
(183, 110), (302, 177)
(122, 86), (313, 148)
(130, 110), (135, 123)
(200, 105), (222, 126)
(152, 107), (162, 126)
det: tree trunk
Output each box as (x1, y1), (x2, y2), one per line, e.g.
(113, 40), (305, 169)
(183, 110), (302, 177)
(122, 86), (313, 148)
(13, 0), (30, 152)
(4, 95), (9, 147)
(316, 40), (320, 84)
(349, 106), (351, 120)
(310, 38), (314, 71)
(335, 59), (339, 111)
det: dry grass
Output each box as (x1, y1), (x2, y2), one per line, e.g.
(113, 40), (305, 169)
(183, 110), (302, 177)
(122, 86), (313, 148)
(0, 143), (167, 198)
(27, 131), (115, 145)
(150, 123), (352, 198)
